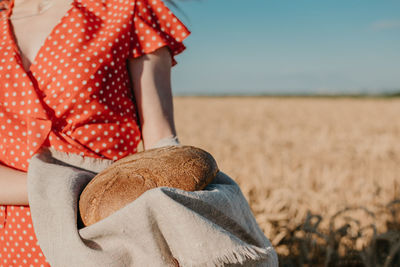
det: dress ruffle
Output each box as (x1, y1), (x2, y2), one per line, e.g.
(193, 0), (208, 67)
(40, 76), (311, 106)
(129, 0), (191, 66)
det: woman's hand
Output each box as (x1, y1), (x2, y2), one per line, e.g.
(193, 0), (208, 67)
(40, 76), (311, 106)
(0, 163), (29, 205)
(127, 46), (178, 150)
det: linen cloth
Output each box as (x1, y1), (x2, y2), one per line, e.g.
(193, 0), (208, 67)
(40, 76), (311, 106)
(26, 147), (278, 267)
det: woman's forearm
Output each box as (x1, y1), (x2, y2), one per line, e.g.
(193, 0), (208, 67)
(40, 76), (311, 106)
(128, 46), (177, 150)
(0, 163), (29, 205)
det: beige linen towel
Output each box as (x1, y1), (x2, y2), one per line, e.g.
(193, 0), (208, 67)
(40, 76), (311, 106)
(27, 147), (278, 267)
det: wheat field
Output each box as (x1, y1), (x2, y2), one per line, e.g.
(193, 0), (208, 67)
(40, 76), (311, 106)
(174, 96), (400, 266)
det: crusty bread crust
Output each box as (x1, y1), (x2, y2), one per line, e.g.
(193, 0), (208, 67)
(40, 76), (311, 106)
(79, 145), (219, 226)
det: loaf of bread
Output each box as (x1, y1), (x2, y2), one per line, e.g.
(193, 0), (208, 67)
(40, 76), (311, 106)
(78, 145), (219, 227)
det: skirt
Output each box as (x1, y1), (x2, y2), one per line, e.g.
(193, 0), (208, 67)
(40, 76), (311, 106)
(0, 205), (50, 266)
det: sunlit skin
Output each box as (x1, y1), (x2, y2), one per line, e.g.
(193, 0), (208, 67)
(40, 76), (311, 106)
(0, 0), (178, 205)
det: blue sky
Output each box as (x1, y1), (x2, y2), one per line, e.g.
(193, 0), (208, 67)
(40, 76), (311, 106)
(166, 0), (400, 95)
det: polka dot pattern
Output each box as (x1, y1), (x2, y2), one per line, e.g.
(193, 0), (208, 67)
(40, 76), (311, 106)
(130, 0), (190, 65)
(0, 205), (50, 266)
(0, 0), (190, 264)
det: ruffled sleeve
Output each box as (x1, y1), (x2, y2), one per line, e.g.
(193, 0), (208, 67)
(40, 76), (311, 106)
(129, 0), (191, 66)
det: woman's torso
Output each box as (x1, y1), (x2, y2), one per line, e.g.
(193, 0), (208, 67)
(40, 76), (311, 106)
(0, 0), (146, 171)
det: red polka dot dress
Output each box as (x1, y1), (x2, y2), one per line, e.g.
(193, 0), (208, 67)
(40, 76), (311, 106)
(0, 0), (190, 265)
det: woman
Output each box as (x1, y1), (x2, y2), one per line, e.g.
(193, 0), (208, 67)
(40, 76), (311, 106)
(0, 0), (190, 264)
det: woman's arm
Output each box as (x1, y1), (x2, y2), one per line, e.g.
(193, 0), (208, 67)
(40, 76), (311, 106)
(0, 163), (29, 205)
(127, 46), (178, 150)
